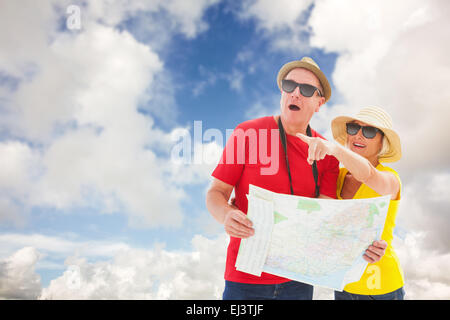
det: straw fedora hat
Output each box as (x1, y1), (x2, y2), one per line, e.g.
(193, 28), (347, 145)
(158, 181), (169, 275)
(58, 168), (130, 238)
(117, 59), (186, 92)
(277, 57), (331, 102)
(331, 106), (402, 163)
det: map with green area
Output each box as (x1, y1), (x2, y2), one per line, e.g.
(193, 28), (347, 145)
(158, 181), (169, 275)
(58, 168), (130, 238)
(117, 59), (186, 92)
(297, 199), (321, 214)
(236, 185), (390, 291)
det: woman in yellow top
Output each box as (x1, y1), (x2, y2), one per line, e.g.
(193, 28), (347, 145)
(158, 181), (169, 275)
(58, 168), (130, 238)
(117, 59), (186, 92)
(297, 106), (405, 300)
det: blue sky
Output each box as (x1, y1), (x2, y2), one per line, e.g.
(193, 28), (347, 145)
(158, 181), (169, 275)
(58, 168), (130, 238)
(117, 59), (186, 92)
(0, 0), (450, 299)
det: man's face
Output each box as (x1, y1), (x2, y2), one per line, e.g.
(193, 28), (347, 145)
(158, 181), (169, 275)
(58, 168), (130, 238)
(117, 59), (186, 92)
(279, 68), (325, 128)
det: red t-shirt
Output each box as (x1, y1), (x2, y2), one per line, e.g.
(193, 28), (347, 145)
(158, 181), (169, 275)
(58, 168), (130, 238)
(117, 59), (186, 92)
(211, 116), (339, 284)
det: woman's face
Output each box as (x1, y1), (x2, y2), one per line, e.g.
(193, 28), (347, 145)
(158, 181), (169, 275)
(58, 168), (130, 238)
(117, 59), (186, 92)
(346, 120), (384, 163)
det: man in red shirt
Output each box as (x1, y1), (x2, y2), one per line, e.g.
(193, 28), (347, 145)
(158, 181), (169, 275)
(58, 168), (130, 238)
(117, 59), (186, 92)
(206, 57), (339, 299)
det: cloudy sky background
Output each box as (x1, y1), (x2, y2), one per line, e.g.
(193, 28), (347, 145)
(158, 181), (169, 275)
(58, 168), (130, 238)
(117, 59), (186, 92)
(0, 0), (449, 299)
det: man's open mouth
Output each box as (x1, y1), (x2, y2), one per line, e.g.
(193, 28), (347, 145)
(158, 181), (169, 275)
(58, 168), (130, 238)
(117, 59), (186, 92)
(289, 104), (301, 111)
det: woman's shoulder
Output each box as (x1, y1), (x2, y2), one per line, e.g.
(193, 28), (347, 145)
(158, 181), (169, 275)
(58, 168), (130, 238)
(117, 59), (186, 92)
(377, 164), (401, 182)
(376, 164), (402, 200)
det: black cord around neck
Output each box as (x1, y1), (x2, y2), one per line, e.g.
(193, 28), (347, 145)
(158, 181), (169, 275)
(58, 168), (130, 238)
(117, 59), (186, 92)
(277, 117), (320, 197)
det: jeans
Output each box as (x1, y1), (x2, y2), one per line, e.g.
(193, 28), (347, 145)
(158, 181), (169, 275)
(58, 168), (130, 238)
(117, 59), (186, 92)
(334, 287), (405, 300)
(222, 280), (313, 300)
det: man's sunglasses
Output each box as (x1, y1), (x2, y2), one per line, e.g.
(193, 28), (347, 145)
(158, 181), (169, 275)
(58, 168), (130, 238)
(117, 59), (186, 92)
(346, 122), (384, 139)
(281, 79), (322, 98)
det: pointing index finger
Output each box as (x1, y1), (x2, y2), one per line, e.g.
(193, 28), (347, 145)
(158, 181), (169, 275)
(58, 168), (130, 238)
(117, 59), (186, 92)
(296, 133), (312, 145)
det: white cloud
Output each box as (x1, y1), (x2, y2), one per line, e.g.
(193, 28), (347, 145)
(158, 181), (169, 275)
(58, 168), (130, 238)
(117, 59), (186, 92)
(79, 0), (220, 40)
(4, 23), (163, 143)
(0, 0), (59, 77)
(0, 197), (26, 228)
(395, 173), (450, 253)
(0, 141), (41, 226)
(0, 141), (41, 193)
(0, 233), (227, 300)
(192, 65), (219, 96)
(0, 0), (228, 299)
(238, 0), (313, 53)
(240, 0), (313, 31)
(395, 232), (450, 299)
(0, 233), (131, 261)
(0, 1), (224, 229)
(0, 247), (42, 300)
(225, 69), (245, 92)
(192, 65), (246, 96)
(162, 0), (221, 38)
(37, 233), (228, 299)
(0, 24), (186, 228)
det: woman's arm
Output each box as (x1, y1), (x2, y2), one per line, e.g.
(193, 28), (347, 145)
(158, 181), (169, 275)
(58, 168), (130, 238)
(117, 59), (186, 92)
(332, 143), (400, 200)
(297, 133), (400, 200)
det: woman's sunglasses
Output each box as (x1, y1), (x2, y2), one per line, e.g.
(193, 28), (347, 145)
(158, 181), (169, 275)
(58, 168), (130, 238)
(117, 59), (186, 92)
(346, 122), (384, 139)
(281, 79), (322, 98)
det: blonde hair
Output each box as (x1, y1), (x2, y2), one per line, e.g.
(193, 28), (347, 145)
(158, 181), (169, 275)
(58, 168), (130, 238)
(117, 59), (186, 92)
(378, 136), (389, 158)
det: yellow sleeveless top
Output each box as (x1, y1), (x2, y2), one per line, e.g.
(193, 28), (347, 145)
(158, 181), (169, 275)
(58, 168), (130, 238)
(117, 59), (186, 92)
(337, 164), (404, 295)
